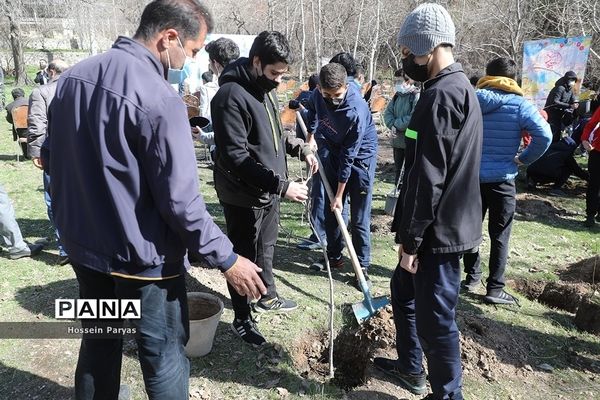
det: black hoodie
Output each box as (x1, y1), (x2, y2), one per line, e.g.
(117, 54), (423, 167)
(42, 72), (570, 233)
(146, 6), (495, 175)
(391, 63), (483, 255)
(544, 74), (577, 123)
(211, 58), (312, 208)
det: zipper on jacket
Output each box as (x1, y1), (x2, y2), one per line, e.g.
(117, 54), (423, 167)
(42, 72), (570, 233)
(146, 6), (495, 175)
(265, 92), (282, 155)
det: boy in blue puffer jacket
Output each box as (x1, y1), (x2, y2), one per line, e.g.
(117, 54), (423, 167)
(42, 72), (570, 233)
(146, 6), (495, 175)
(463, 57), (552, 304)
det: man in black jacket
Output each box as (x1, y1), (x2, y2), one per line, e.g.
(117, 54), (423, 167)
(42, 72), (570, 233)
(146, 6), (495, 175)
(373, 4), (482, 400)
(212, 31), (317, 346)
(545, 70), (579, 142)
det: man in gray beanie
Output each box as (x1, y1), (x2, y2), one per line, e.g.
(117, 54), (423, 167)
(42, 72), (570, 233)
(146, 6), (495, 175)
(374, 3), (483, 400)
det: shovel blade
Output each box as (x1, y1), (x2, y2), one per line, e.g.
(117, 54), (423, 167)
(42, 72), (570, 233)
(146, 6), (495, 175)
(352, 296), (389, 323)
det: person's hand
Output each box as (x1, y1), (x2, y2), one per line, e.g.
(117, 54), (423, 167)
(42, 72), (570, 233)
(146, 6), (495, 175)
(513, 156), (523, 166)
(32, 157), (43, 170)
(284, 181), (309, 202)
(582, 140), (594, 152)
(191, 126), (201, 141)
(305, 154), (319, 175)
(331, 195), (343, 212)
(398, 244), (418, 274)
(223, 256), (267, 300)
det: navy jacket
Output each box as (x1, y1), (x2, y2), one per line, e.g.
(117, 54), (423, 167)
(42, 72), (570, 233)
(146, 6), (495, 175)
(46, 36), (237, 278)
(392, 63), (483, 255)
(307, 84), (378, 183)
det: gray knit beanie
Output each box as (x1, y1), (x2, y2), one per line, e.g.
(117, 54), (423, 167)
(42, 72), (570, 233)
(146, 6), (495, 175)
(397, 3), (456, 57)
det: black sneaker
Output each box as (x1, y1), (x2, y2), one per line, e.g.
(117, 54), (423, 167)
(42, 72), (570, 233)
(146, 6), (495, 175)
(548, 188), (566, 197)
(253, 297), (297, 313)
(373, 357), (427, 395)
(484, 289), (520, 306)
(58, 255), (70, 265)
(584, 216), (596, 228)
(460, 275), (482, 293)
(309, 256), (344, 272)
(231, 317), (266, 346)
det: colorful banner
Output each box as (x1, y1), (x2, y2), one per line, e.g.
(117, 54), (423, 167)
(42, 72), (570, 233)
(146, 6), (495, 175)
(522, 36), (592, 110)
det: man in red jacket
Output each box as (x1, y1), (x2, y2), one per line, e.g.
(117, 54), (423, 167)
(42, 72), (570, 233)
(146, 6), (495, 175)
(581, 107), (600, 227)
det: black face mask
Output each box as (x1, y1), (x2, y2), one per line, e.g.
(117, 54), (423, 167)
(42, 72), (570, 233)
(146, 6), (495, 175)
(256, 72), (279, 93)
(324, 97), (343, 110)
(402, 54), (430, 83)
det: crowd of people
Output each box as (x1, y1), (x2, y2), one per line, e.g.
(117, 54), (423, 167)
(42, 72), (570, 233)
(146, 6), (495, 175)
(0, 1), (599, 399)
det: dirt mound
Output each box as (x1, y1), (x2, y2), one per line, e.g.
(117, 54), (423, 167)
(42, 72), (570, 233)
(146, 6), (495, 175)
(292, 304), (538, 389)
(291, 306), (395, 388)
(370, 214), (393, 234)
(538, 282), (588, 313)
(509, 278), (590, 314)
(558, 256), (600, 285)
(458, 311), (531, 381)
(508, 278), (546, 300)
(514, 193), (575, 221)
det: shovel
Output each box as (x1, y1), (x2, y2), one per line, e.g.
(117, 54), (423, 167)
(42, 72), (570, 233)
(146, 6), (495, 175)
(295, 110), (389, 323)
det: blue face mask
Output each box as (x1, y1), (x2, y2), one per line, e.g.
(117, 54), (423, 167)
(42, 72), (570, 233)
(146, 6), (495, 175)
(166, 37), (192, 85)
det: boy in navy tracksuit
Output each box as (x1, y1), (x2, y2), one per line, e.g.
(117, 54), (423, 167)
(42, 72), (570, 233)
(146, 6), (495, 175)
(305, 62), (378, 285)
(374, 4), (482, 399)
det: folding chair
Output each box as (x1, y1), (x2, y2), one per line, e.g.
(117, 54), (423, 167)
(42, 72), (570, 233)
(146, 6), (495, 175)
(11, 105), (28, 161)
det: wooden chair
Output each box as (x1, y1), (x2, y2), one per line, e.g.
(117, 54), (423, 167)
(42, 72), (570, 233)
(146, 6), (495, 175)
(11, 105), (29, 161)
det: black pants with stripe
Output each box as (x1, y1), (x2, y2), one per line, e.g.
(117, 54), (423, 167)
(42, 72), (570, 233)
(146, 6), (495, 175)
(222, 201), (279, 321)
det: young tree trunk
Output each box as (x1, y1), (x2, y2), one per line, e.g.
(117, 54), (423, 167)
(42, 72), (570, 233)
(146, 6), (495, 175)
(5, 1), (29, 86)
(367, 0), (381, 82)
(299, 0), (307, 82)
(352, 0), (365, 59)
(310, 0), (321, 71)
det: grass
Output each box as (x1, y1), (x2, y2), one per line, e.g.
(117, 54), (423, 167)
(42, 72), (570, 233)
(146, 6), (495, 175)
(0, 81), (598, 399)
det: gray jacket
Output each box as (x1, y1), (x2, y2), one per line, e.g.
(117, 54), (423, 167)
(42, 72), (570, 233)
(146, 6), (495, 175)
(27, 77), (58, 158)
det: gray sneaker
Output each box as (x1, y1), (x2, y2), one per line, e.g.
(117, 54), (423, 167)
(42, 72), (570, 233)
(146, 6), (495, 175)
(253, 297), (297, 313)
(9, 243), (43, 260)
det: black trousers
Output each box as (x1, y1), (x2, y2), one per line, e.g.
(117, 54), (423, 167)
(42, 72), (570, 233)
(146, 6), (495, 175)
(587, 150), (600, 218)
(393, 147), (405, 188)
(222, 201), (279, 320)
(463, 180), (516, 293)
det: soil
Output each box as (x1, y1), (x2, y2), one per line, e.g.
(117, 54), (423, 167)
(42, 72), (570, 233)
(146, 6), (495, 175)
(370, 213), (393, 234)
(558, 256), (600, 285)
(538, 281), (588, 313)
(514, 193), (578, 221)
(507, 278), (547, 301)
(509, 256), (599, 316)
(292, 303), (543, 396)
(574, 294), (600, 334)
(188, 295), (222, 320)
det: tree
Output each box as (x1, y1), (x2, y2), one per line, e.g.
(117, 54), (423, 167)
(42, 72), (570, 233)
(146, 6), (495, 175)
(2, 0), (30, 85)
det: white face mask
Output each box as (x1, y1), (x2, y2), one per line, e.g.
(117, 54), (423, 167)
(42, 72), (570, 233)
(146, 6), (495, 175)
(568, 80), (576, 87)
(166, 37), (193, 85)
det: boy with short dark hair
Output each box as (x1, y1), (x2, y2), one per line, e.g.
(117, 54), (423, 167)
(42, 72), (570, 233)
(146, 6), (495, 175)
(305, 62), (378, 287)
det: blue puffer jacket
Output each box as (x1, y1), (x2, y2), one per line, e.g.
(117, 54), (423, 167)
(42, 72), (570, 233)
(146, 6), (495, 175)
(477, 86), (552, 183)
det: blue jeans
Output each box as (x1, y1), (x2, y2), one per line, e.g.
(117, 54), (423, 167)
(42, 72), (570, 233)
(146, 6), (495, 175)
(323, 155), (375, 268)
(0, 183), (28, 253)
(43, 172), (66, 256)
(391, 253), (463, 400)
(72, 264), (190, 400)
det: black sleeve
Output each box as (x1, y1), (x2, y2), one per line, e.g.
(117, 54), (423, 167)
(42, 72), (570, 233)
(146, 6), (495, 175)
(395, 98), (459, 255)
(551, 86), (571, 109)
(212, 98), (284, 195)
